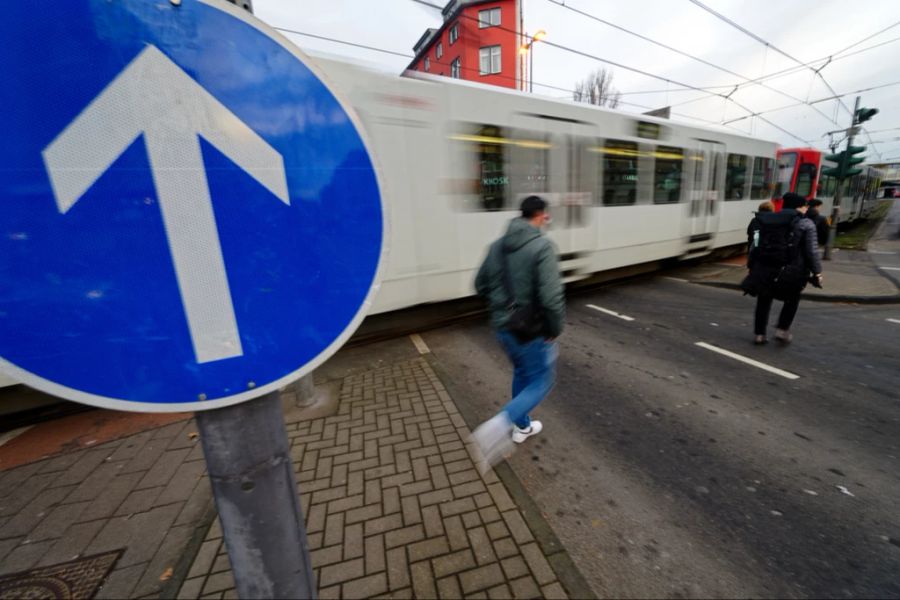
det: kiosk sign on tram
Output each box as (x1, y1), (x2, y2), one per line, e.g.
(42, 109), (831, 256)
(0, 0), (386, 411)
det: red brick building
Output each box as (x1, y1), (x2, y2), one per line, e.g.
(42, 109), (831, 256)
(408, 0), (523, 90)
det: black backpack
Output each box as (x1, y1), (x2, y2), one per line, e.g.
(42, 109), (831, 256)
(754, 212), (800, 267)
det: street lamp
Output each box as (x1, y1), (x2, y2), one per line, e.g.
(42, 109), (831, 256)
(519, 29), (546, 93)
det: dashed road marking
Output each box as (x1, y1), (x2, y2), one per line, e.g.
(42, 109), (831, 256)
(663, 276), (688, 283)
(869, 250), (897, 255)
(586, 304), (635, 321)
(695, 342), (800, 380)
(409, 333), (430, 354)
(887, 318), (900, 325)
(878, 266), (900, 271)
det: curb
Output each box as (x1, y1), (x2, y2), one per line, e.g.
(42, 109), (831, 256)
(424, 353), (598, 600)
(160, 499), (218, 599)
(693, 280), (900, 305)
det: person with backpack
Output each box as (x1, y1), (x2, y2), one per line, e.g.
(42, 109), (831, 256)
(471, 195), (565, 470)
(743, 193), (823, 345)
(806, 198), (830, 248)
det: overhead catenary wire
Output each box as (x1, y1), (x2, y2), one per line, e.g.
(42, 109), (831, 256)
(546, 0), (836, 124)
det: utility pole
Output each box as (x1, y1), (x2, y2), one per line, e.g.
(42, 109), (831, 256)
(822, 97), (860, 260)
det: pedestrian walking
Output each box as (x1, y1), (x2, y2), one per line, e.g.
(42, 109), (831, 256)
(741, 193), (823, 345)
(471, 195), (565, 470)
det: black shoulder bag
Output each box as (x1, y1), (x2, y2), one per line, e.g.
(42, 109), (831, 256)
(500, 240), (545, 343)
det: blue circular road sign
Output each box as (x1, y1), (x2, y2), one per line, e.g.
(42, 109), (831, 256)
(0, 0), (386, 411)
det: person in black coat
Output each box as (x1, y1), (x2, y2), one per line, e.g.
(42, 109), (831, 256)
(806, 199), (830, 248)
(746, 193), (824, 345)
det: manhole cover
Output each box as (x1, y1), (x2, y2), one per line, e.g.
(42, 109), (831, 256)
(0, 551), (121, 599)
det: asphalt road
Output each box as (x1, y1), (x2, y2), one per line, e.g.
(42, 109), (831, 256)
(422, 272), (900, 599)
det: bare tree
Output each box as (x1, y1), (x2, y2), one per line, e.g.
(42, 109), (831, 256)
(573, 68), (621, 108)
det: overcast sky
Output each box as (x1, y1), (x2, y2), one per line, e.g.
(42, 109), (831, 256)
(254, 0), (900, 161)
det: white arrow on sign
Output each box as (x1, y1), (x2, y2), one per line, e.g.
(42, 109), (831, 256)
(42, 45), (290, 364)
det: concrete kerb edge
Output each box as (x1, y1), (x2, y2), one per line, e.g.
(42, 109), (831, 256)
(422, 352), (598, 600)
(159, 493), (218, 599)
(693, 280), (900, 305)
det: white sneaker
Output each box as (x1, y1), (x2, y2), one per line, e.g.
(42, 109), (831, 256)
(512, 420), (543, 444)
(469, 413), (514, 474)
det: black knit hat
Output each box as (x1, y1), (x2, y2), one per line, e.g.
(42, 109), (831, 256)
(521, 195), (548, 218)
(782, 193), (807, 209)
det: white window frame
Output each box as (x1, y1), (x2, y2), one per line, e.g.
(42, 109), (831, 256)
(449, 23), (459, 44)
(478, 7), (501, 28)
(479, 45), (501, 75)
(451, 57), (461, 78)
(424, 57), (430, 71)
(436, 42), (443, 59)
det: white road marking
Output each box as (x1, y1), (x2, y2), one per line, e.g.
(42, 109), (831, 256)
(887, 318), (900, 325)
(878, 266), (900, 271)
(869, 250), (897, 255)
(409, 334), (430, 354)
(695, 342), (800, 380)
(663, 276), (688, 283)
(587, 304), (635, 321)
(0, 426), (33, 448)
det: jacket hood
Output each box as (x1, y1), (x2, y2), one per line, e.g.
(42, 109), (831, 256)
(758, 209), (798, 226)
(502, 217), (542, 252)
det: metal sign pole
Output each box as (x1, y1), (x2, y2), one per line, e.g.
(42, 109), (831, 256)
(196, 391), (316, 599)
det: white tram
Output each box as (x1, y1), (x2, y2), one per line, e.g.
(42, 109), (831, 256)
(309, 55), (778, 315)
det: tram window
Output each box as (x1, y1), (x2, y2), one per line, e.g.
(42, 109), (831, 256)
(821, 174), (836, 196)
(509, 130), (550, 195)
(653, 146), (683, 204)
(600, 140), (639, 205)
(775, 152), (797, 198)
(725, 154), (749, 200)
(751, 157), (774, 200)
(795, 163), (816, 198)
(454, 124), (507, 211)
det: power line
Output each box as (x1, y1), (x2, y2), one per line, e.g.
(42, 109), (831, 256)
(274, 26), (414, 58)
(546, 0), (835, 124)
(685, 0), (854, 117)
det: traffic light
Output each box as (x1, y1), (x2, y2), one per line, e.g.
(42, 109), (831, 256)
(855, 107), (878, 124)
(822, 145), (866, 179)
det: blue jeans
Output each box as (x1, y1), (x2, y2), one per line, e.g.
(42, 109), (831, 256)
(497, 330), (558, 429)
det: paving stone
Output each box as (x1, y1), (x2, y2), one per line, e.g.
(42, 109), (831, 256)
(344, 522), (363, 560)
(345, 503), (381, 525)
(187, 539), (221, 579)
(384, 524), (425, 549)
(51, 450), (110, 489)
(487, 482), (516, 512)
(37, 452), (83, 475)
(462, 511), (482, 529)
(492, 537), (519, 560)
(78, 472), (143, 522)
(319, 557), (365, 587)
(468, 527), (497, 565)
(520, 542), (556, 585)
(542, 581), (569, 599)
(324, 512), (344, 547)
(459, 562), (505, 595)
(0, 485), (72, 538)
(474, 492), (493, 509)
(501, 555), (529, 580)
(115, 487), (164, 517)
(312, 487), (346, 506)
(485, 518), (510, 543)
(211, 553), (231, 574)
(346, 470), (364, 496)
(307, 503), (327, 533)
(411, 560), (437, 600)
(421, 505), (444, 539)
(364, 534), (385, 575)
(311, 544), (343, 568)
(174, 477), (212, 527)
(137, 448), (191, 490)
(131, 524), (194, 598)
(480, 506), (502, 525)
(510, 575), (541, 599)
(386, 547), (410, 590)
(431, 548), (476, 579)
(328, 494), (363, 515)
(202, 571), (235, 595)
(0, 540), (54, 575)
(29, 501), (91, 541)
(0, 538), (20, 564)
(342, 572), (388, 599)
(65, 462), (125, 504)
(120, 440), (168, 475)
(382, 487), (401, 515)
(364, 479), (381, 505)
(502, 510), (535, 545)
(407, 536), (449, 562)
(439, 497), (477, 518)
(178, 577), (204, 600)
(113, 503), (181, 567)
(94, 563), (145, 599)
(318, 585), (341, 599)
(444, 514), (468, 551)
(401, 495), (422, 526)
(437, 575), (463, 600)
(155, 459), (206, 505)
(488, 583), (513, 599)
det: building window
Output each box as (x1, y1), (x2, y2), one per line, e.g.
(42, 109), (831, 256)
(424, 57), (430, 71)
(449, 23), (459, 44)
(478, 7), (501, 28)
(436, 42), (443, 59)
(451, 57), (461, 79)
(479, 46), (501, 75)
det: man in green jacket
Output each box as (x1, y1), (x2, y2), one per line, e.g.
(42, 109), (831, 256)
(472, 196), (565, 470)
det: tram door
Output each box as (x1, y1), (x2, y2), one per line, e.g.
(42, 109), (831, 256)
(687, 140), (725, 241)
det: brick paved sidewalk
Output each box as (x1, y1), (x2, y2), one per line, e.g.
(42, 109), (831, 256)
(180, 357), (570, 599)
